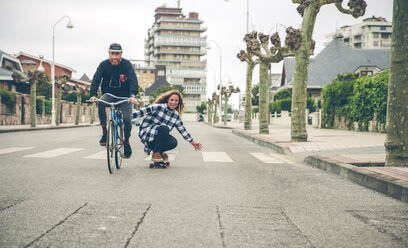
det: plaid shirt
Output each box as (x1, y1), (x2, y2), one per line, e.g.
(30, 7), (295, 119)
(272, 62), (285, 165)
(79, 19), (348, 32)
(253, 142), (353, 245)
(133, 103), (194, 154)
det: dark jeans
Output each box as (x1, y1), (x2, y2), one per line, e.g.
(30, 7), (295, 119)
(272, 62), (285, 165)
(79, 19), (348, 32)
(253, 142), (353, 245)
(98, 94), (132, 139)
(148, 126), (178, 154)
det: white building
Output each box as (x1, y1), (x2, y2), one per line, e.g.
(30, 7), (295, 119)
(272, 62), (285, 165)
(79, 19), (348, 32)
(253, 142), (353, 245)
(325, 16), (392, 49)
(145, 5), (207, 112)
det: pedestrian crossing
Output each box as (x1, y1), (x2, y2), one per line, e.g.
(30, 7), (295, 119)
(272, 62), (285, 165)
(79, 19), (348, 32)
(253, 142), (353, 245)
(0, 146), (288, 164)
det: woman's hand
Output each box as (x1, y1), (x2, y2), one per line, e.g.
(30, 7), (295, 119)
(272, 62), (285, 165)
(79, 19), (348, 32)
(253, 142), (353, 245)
(192, 141), (202, 151)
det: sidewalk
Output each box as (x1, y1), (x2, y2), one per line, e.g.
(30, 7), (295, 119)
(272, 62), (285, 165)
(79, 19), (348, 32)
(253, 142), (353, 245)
(0, 123), (97, 133)
(212, 121), (408, 203)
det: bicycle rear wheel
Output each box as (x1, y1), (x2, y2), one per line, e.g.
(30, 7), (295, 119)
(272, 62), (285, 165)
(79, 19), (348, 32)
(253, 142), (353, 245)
(106, 121), (116, 174)
(115, 118), (124, 169)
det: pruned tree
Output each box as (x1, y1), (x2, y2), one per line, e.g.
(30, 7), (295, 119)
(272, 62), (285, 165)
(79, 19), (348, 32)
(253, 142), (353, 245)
(219, 85), (240, 126)
(237, 31), (260, 130)
(385, 0), (408, 167)
(246, 27), (302, 134)
(71, 85), (88, 125)
(291, 0), (367, 141)
(12, 71), (48, 127)
(54, 75), (71, 126)
(207, 98), (213, 124)
(211, 92), (220, 125)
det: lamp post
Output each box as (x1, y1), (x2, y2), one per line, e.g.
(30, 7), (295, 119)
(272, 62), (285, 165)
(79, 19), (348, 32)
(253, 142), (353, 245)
(207, 39), (222, 124)
(51, 15), (74, 126)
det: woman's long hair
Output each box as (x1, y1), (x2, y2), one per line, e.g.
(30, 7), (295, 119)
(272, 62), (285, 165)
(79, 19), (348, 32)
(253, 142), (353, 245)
(153, 90), (185, 115)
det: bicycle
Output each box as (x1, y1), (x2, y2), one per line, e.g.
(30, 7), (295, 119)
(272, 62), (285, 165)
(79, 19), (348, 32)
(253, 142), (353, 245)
(87, 93), (130, 174)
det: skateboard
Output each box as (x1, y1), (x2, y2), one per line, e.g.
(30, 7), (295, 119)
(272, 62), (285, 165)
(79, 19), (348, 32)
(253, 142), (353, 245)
(149, 159), (170, 168)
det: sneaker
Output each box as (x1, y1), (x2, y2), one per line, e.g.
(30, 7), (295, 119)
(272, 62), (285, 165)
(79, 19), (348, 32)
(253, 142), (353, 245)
(152, 152), (163, 162)
(99, 134), (107, 146)
(162, 152), (169, 161)
(124, 144), (132, 158)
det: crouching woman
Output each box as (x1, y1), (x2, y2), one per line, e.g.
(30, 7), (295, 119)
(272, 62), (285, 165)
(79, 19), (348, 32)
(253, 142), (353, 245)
(133, 90), (202, 161)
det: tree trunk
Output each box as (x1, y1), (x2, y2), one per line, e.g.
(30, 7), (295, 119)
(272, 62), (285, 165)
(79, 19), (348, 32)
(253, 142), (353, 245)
(208, 103), (212, 124)
(56, 87), (62, 126)
(259, 63), (269, 134)
(385, 0), (408, 167)
(213, 103), (217, 125)
(244, 65), (254, 130)
(75, 94), (82, 125)
(90, 102), (96, 124)
(223, 96), (228, 126)
(30, 82), (37, 127)
(291, 3), (318, 142)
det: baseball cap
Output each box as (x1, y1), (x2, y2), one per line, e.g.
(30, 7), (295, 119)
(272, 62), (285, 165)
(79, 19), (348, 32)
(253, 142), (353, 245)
(109, 43), (123, 52)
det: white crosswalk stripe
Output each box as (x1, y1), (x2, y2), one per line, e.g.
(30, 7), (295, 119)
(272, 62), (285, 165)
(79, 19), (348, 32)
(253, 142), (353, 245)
(84, 151), (106, 160)
(202, 152), (233, 162)
(144, 151), (178, 161)
(0, 147), (34, 155)
(250, 153), (283, 164)
(24, 148), (83, 158)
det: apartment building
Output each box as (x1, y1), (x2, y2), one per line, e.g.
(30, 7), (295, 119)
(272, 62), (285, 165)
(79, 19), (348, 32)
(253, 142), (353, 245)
(134, 65), (156, 90)
(325, 16), (392, 49)
(145, 5), (207, 112)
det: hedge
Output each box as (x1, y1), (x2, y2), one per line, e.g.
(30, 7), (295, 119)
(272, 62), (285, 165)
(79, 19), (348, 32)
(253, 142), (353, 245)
(36, 97), (43, 114)
(0, 88), (16, 113)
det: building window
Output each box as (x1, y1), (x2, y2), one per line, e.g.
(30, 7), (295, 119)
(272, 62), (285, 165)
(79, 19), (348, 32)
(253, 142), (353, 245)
(373, 41), (379, 47)
(380, 26), (386, 31)
(361, 70), (373, 77)
(373, 33), (379, 39)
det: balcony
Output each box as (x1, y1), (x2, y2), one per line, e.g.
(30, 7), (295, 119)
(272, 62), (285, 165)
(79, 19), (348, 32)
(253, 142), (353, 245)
(154, 35), (207, 47)
(156, 26), (207, 32)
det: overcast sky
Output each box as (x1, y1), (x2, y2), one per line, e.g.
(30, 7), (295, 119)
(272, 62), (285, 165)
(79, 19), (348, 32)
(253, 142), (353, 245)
(0, 0), (392, 106)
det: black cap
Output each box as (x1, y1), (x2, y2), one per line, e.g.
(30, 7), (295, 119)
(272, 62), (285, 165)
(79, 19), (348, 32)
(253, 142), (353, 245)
(109, 43), (123, 52)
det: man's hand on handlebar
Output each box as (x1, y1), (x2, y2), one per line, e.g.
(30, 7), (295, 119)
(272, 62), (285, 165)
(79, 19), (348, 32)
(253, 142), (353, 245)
(90, 96), (98, 103)
(129, 97), (139, 105)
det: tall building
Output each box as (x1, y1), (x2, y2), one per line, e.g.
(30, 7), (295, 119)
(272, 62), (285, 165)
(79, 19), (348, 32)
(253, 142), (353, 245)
(145, 5), (207, 112)
(325, 16), (392, 49)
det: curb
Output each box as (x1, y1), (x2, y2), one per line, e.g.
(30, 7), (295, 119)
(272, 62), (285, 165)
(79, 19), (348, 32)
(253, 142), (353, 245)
(205, 122), (235, 129)
(231, 129), (408, 204)
(0, 124), (96, 133)
(232, 129), (289, 154)
(305, 155), (408, 203)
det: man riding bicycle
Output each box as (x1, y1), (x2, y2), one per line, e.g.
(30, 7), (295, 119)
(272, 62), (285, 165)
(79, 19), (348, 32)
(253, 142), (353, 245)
(90, 43), (138, 158)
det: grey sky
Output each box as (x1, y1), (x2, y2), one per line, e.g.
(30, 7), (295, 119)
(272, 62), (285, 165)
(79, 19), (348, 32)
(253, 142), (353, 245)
(0, 0), (392, 105)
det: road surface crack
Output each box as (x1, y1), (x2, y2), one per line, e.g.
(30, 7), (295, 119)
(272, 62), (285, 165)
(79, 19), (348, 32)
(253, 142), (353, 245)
(123, 204), (152, 248)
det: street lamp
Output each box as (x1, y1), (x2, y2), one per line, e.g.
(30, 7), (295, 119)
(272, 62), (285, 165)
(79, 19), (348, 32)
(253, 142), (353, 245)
(51, 15), (74, 126)
(207, 39), (222, 123)
(225, 0), (249, 33)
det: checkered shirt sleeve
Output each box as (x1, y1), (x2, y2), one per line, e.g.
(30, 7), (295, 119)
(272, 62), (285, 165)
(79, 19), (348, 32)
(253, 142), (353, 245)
(133, 103), (194, 154)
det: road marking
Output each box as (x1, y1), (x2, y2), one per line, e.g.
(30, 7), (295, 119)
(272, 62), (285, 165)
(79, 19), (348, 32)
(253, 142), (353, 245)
(84, 151), (106, 159)
(202, 152), (233, 162)
(145, 151), (178, 161)
(24, 148), (83, 158)
(0, 147), (34, 155)
(249, 153), (283, 164)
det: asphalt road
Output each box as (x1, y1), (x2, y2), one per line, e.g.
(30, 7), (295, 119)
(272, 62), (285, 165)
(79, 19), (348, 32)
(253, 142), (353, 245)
(0, 122), (407, 248)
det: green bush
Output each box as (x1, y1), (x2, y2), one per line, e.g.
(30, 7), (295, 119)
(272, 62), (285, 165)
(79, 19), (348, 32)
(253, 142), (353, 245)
(36, 97), (43, 114)
(280, 98), (292, 112)
(350, 69), (388, 131)
(62, 92), (77, 102)
(321, 73), (358, 128)
(0, 88), (16, 113)
(270, 101), (281, 113)
(307, 98), (316, 113)
(274, 89), (292, 101)
(45, 100), (52, 115)
(196, 102), (207, 114)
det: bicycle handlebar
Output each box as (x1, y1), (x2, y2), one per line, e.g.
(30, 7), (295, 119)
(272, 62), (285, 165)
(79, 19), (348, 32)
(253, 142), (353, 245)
(86, 93), (130, 106)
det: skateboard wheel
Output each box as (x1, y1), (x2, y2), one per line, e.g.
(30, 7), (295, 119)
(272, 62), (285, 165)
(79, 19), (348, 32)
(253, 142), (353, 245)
(165, 162), (170, 167)
(149, 163), (154, 168)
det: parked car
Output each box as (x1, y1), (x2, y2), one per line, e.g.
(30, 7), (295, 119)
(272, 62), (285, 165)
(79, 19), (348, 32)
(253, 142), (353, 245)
(221, 113), (232, 122)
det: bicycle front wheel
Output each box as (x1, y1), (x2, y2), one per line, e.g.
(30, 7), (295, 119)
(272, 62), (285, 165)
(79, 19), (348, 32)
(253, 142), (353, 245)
(106, 121), (116, 174)
(115, 119), (124, 169)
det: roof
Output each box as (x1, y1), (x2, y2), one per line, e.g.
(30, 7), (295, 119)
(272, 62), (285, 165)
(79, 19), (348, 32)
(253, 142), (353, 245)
(282, 39), (390, 88)
(145, 77), (171, 96)
(0, 50), (26, 81)
(79, 74), (91, 82)
(16, 52), (76, 73)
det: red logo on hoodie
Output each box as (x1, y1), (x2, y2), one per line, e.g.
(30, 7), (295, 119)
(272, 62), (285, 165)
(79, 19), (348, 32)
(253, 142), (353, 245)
(120, 74), (127, 82)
